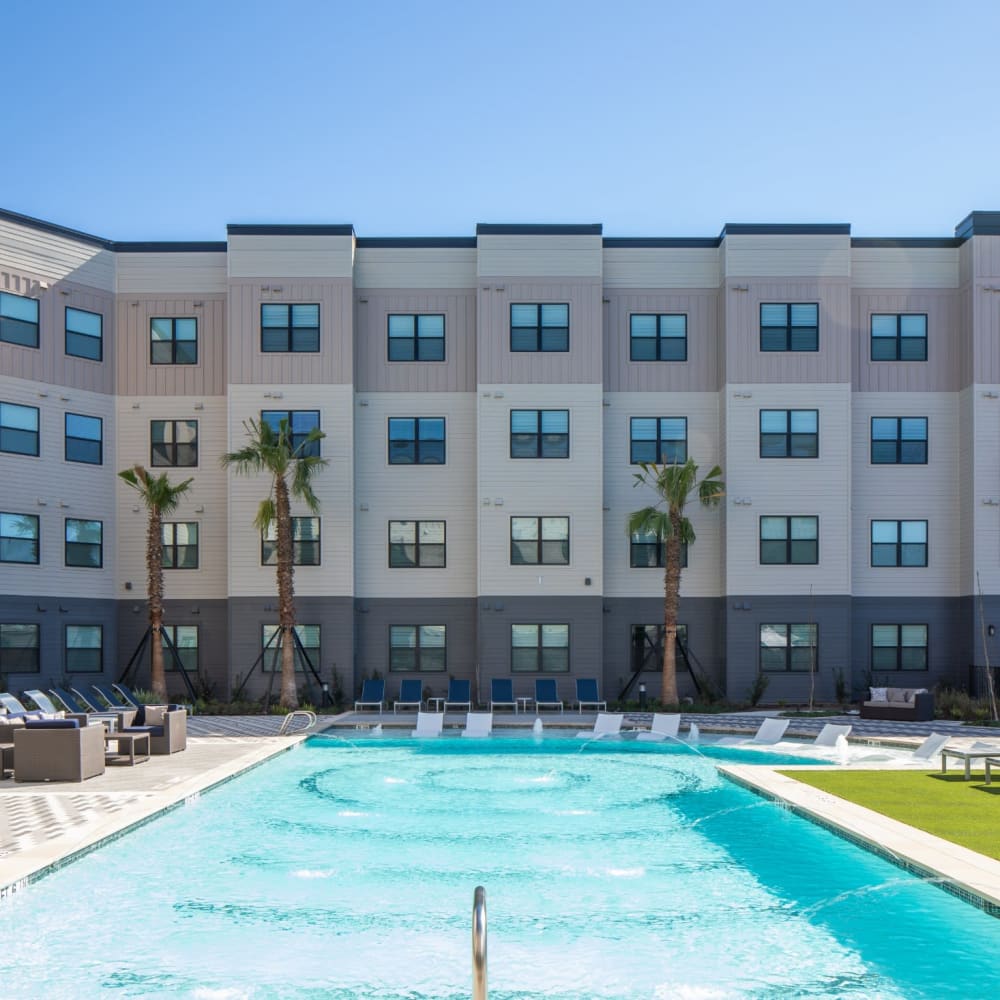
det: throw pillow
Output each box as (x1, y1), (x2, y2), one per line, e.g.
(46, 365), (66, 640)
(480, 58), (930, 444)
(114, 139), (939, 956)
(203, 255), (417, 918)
(144, 705), (167, 726)
(870, 687), (888, 703)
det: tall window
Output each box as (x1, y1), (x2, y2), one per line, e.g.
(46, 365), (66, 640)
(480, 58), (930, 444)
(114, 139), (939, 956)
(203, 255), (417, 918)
(262, 517), (321, 566)
(759, 410), (818, 458)
(510, 303), (569, 352)
(510, 410), (569, 459)
(160, 625), (199, 672)
(759, 516), (818, 565)
(65, 624), (103, 673)
(871, 417), (927, 464)
(261, 410), (321, 458)
(388, 314), (445, 361)
(388, 417), (445, 464)
(0, 291), (39, 348)
(872, 624), (928, 671)
(162, 522), (198, 569)
(871, 314), (927, 361)
(629, 531), (688, 568)
(65, 413), (103, 465)
(151, 419), (198, 467)
(629, 314), (687, 361)
(151, 317), (198, 365)
(389, 520), (446, 567)
(263, 624), (319, 673)
(65, 307), (103, 361)
(631, 624), (688, 674)
(511, 624), (569, 672)
(261, 303), (320, 352)
(760, 303), (818, 352)
(389, 625), (446, 672)
(65, 518), (103, 568)
(0, 623), (40, 673)
(0, 402), (40, 456)
(510, 517), (569, 565)
(760, 624), (817, 672)
(630, 417), (687, 464)
(0, 512), (39, 564)
(871, 520), (927, 567)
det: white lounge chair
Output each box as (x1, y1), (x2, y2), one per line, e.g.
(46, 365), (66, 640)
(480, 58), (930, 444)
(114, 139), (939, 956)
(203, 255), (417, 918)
(912, 732), (951, 760)
(411, 711), (444, 738)
(461, 712), (493, 738)
(636, 713), (682, 742)
(751, 717), (790, 744)
(575, 712), (624, 739)
(813, 723), (852, 747)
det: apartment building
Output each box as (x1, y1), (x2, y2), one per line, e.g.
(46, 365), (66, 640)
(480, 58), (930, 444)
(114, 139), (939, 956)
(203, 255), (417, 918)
(2, 207), (999, 706)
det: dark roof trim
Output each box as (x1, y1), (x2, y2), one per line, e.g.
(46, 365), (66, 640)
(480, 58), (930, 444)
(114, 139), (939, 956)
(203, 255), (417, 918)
(114, 241), (228, 253)
(0, 206), (111, 249)
(955, 212), (1000, 239)
(603, 236), (722, 249)
(721, 223), (852, 237)
(851, 237), (963, 249)
(476, 223), (603, 236)
(227, 224), (355, 237)
(355, 237), (477, 249)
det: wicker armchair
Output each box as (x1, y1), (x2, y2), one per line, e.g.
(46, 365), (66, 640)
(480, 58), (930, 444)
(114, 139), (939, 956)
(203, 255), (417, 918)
(13, 720), (105, 782)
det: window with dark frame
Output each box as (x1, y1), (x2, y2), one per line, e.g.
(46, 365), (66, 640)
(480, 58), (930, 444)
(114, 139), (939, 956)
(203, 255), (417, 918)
(759, 410), (818, 458)
(629, 314), (687, 361)
(630, 417), (687, 464)
(510, 410), (569, 459)
(871, 624), (928, 671)
(389, 624), (446, 672)
(510, 303), (569, 352)
(871, 520), (927, 567)
(629, 531), (688, 569)
(510, 517), (569, 565)
(0, 623), (40, 673)
(65, 307), (103, 361)
(65, 413), (102, 465)
(389, 520), (446, 567)
(261, 517), (321, 566)
(0, 511), (39, 564)
(260, 303), (320, 353)
(387, 314), (445, 361)
(760, 623), (817, 672)
(151, 317), (198, 365)
(510, 623), (570, 673)
(65, 518), (103, 568)
(162, 522), (198, 569)
(260, 410), (321, 458)
(871, 417), (928, 464)
(0, 401), (39, 456)
(262, 623), (318, 673)
(388, 417), (445, 464)
(0, 291), (39, 348)
(760, 303), (818, 352)
(871, 314), (927, 361)
(160, 624), (199, 672)
(151, 419), (198, 467)
(630, 624), (688, 673)
(65, 624), (103, 673)
(759, 516), (818, 565)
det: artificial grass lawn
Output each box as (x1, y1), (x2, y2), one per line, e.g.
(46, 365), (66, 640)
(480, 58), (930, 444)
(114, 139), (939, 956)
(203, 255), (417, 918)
(777, 769), (1000, 861)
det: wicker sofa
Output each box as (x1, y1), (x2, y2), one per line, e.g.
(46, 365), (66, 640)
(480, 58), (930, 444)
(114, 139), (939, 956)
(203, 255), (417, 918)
(859, 686), (934, 722)
(12, 719), (106, 782)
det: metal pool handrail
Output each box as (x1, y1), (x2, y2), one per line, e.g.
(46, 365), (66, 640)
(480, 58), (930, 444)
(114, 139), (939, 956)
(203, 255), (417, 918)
(472, 885), (488, 1000)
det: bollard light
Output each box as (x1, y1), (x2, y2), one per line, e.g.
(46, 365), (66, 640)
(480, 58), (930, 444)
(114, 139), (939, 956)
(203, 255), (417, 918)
(639, 682), (647, 709)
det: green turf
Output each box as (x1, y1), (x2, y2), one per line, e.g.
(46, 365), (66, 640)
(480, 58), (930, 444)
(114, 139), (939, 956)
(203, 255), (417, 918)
(777, 769), (1000, 861)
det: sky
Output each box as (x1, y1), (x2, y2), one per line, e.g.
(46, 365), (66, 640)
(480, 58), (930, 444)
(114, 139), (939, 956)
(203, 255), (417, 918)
(2, 0), (998, 241)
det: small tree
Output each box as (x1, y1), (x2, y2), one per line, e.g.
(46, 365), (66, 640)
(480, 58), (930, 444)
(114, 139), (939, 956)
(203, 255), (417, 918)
(222, 417), (327, 708)
(628, 458), (724, 705)
(118, 465), (193, 701)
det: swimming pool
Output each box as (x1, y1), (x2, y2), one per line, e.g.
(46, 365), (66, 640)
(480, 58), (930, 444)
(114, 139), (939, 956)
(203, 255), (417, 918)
(2, 735), (999, 998)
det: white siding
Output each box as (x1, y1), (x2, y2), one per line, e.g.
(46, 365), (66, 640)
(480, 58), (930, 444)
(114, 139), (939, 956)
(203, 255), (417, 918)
(477, 235), (602, 278)
(723, 235), (851, 278)
(227, 235), (354, 279)
(354, 248), (477, 289)
(851, 247), (960, 289)
(971, 386), (1000, 595)
(0, 218), (114, 290)
(602, 248), (721, 289)
(116, 253), (227, 294)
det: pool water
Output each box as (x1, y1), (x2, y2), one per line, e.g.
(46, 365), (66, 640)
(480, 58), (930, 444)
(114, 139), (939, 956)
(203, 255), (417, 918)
(2, 735), (1000, 998)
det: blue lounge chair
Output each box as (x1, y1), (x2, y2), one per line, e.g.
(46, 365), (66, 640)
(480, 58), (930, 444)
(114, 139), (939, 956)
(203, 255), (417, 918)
(25, 689), (116, 728)
(92, 683), (134, 712)
(355, 678), (385, 714)
(490, 678), (518, 713)
(575, 678), (607, 712)
(111, 683), (142, 708)
(535, 678), (563, 713)
(394, 678), (423, 714)
(50, 687), (93, 715)
(70, 687), (103, 712)
(444, 678), (471, 712)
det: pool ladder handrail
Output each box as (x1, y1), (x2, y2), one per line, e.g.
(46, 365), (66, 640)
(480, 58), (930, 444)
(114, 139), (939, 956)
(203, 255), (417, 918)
(278, 710), (317, 735)
(472, 885), (487, 1000)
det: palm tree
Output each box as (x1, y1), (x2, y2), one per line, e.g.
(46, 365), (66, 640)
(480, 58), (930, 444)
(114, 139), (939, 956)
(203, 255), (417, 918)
(221, 417), (327, 709)
(628, 458), (724, 706)
(118, 465), (194, 701)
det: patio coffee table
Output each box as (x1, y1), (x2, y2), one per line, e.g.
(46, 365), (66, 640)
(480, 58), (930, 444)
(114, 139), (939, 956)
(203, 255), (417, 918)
(940, 747), (1000, 780)
(105, 731), (150, 766)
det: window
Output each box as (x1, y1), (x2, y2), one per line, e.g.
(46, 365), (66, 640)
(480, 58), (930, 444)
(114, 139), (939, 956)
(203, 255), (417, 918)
(510, 410), (569, 459)
(151, 419), (198, 467)
(389, 520), (445, 568)
(511, 623), (569, 672)
(262, 517), (321, 566)
(0, 512), (39, 564)
(160, 625), (199, 672)
(0, 402), (39, 456)
(629, 314), (687, 361)
(871, 417), (927, 464)
(872, 624), (928, 671)
(262, 624), (319, 673)
(151, 317), (198, 365)
(871, 314), (927, 361)
(65, 413), (102, 465)
(65, 624), (102, 673)
(162, 522), (198, 569)
(630, 417), (687, 464)
(510, 303), (569, 352)
(0, 291), (39, 348)
(65, 518), (103, 568)
(0, 623), (40, 673)
(760, 624), (816, 672)
(388, 314), (445, 361)
(65, 307), (103, 361)
(759, 410), (818, 458)
(510, 517), (569, 565)
(260, 303), (319, 353)
(871, 520), (927, 567)
(261, 410), (321, 458)
(388, 417), (445, 464)
(629, 531), (688, 568)
(759, 516), (818, 565)
(631, 624), (688, 673)
(389, 624), (446, 672)
(760, 303), (818, 352)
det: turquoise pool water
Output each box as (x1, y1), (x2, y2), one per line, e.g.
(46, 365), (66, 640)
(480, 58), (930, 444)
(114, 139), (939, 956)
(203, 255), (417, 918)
(2, 735), (1000, 998)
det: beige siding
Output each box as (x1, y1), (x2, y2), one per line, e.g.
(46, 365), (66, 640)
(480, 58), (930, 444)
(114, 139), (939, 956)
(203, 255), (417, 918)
(971, 386), (1000, 596)
(116, 294), (226, 396)
(726, 383), (852, 595)
(973, 235), (1000, 280)
(116, 252), (227, 295)
(602, 248), (720, 289)
(477, 235), (602, 278)
(972, 285), (1000, 385)
(851, 247), (959, 289)
(227, 234), (354, 279)
(852, 391), (960, 598)
(723, 234), (851, 278)
(602, 391), (722, 598)
(354, 392), (476, 597)
(478, 383), (603, 596)
(354, 248), (477, 289)
(0, 217), (114, 290)
(226, 384), (354, 598)
(354, 289), (476, 392)
(227, 279), (353, 385)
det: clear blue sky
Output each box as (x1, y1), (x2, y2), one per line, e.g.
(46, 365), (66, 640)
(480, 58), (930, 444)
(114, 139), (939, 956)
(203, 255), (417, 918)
(3, 0), (998, 241)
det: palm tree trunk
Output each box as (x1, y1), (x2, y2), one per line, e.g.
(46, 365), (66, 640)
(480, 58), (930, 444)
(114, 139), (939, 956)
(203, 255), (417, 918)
(275, 475), (299, 709)
(147, 506), (167, 701)
(661, 513), (682, 706)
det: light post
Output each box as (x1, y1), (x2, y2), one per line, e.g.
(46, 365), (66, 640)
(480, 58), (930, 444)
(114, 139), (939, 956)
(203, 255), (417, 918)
(639, 682), (646, 710)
